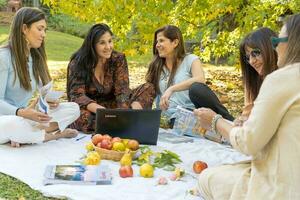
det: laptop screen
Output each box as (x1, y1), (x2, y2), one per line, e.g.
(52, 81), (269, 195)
(95, 109), (161, 145)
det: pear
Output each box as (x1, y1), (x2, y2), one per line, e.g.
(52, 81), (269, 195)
(120, 152), (132, 166)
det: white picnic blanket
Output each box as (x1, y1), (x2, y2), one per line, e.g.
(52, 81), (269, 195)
(0, 131), (250, 200)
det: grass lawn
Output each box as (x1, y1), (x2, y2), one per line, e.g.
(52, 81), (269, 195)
(0, 26), (9, 45)
(0, 24), (243, 200)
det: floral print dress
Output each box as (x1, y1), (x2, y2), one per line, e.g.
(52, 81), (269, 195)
(67, 51), (155, 133)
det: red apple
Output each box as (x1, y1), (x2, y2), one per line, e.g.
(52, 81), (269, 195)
(127, 139), (139, 151)
(100, 139), (112, 150)
(92, 134), (103, 145)
(111, 137), (122, 144)
(193, 160), (208, 174)
(119, 165), (133, 178)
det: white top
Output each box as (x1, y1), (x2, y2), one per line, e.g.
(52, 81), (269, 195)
(157, 54), (199, 119)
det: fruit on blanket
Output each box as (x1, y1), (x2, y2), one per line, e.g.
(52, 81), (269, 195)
(193, 160), (208, 174)
(170, 167), (185, 181)
(119, 165), (133, 178)
(85, 142), (94, 151)
(111, 137), (122, 144)
(100, 139), (113, 150)
(157, 177), (168, 185)
(84, 151), (101, 165)
(120, 152), (132, 166)
(92, 134), (103, 145)
(127, 139), (139, 151)
(140, 163), (154, 178)
(112, 142), (126, 151)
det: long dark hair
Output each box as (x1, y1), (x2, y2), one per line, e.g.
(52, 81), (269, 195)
(239, 27), (278, 103)
(281, 14), (300, 67)
(146, 25), (186, 94)
(9, 7), (50, 90)
(67, 23), (113, 88)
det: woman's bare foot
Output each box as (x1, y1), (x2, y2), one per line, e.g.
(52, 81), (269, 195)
(59, 128), (79, 138)
(10, 141), (21, 148)
(44, 128), (78, 141)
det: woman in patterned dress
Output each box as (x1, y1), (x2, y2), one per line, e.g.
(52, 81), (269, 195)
(67, 23), (155, 133)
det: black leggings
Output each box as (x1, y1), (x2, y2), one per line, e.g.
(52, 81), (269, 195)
(189, 82), (234, 121)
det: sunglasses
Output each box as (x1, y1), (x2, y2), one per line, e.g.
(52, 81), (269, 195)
(271, 36), (288, 49)
(245, 49), (261, 62)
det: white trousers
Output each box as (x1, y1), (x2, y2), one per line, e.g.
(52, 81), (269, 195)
(0, 102), (80, 144)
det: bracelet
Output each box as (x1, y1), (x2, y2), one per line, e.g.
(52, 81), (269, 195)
(211, 114), (223, 135)
(15, 107), (23, 116)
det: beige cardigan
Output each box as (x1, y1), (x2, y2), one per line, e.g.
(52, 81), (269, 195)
(229, 62), (300, 199)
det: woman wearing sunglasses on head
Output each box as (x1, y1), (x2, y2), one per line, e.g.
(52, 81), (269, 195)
(195, 14), (300, 199)
(0, 8), (80, 147)
(190, 27), (278, 126)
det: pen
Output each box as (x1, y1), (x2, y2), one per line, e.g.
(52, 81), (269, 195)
(76, 136), (87, 141)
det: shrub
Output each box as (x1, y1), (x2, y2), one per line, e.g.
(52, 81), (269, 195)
(47, 13), (92, 38)
(0, 0), (6, 9)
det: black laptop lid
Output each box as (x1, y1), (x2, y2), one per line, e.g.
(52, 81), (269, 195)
(95, 109), (161, 145)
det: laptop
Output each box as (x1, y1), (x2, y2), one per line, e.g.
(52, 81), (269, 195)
(95, 109), (161, 145)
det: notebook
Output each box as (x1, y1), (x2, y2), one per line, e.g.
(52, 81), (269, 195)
(95, 109), (161, 145)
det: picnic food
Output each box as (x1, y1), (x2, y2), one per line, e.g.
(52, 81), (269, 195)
(91, 134), (139, 161)
(84, 151), (101, 165)
(119, 165), (133, 178)
(140, 163), (154, 178)
(85, 142), (94, 151)
(112, 141), (126, 151)
(127, 139), (139, 151)
(100, 139), (113, 150)
(157, 177), (168, 185)
(92, 134), (103, 145)
(111, 137), (122, 144)
(120, 152), (132, 166)
(193, 160), (208, 174)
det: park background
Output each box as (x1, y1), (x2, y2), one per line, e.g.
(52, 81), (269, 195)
(0, 0), (299, 199)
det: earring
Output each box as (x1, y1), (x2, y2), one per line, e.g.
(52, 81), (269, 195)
(25, 37), (30, 46)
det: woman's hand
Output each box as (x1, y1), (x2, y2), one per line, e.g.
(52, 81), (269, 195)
(233, 115), (248, 126)
(17, 99), (52, 123)
(47, 100), (59, 110)
(193, 108), (217, 130)
(159, 87), (174, 110)
(87, 102), (105, 113)
(131, 101), (143, 109)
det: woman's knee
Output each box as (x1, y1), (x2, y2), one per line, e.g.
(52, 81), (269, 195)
(189, 82), (207, 96)
(59, 102), (80, 120)
(197, 168), (214, 200)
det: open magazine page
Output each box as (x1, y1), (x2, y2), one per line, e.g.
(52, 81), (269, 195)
(173, 106), (227, 144)
(173, 106), (206, 137)
(43, 165), (112, 185)
(37, 81), (64, 114)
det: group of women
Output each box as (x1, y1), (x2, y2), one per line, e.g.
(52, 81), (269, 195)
(0, 7), (300, 199)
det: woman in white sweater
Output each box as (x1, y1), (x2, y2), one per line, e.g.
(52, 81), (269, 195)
(0, 7), (79, 147)
(194, 14), (300, 199)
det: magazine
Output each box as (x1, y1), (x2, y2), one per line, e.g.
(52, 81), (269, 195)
(43, 165), (112, 185)
(173, 106), (226, 144)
